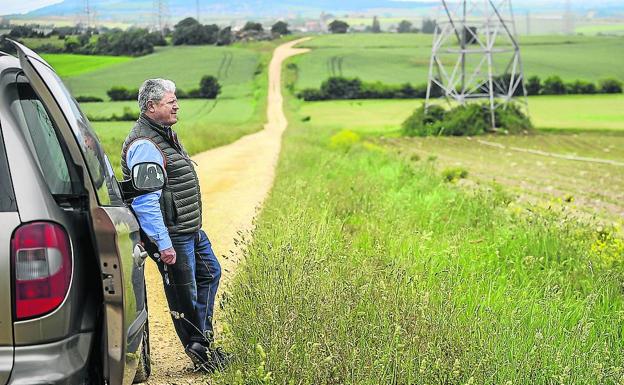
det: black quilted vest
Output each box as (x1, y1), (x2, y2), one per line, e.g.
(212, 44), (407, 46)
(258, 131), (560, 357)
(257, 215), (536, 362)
(121, 115), (202, 234)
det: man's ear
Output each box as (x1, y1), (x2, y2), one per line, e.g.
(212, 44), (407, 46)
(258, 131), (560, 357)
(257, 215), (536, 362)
(146, 100), (156, 112)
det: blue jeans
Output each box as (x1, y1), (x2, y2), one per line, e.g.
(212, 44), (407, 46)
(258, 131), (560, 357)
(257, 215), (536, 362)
(156, 229), (221, 346)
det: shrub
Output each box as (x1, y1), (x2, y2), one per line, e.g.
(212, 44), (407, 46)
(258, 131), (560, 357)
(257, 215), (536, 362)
(107, 86), (139, 101)
(297, 88), (327, 101)
(542, 76), (566, 95)
(320, 77), (362, 99)
(199, 75), (221, 99)
(401, 105), (446, 137)
(494, 104), (533, 133)
(402, 103), (531, 137)
(566, 80), (596, 94)
(599, 78), (623, 94)
(329, 130), (360, 151)
(526, 76), (541, 95)
(442, 167), (468, 182)
(76, 95), (104, 103)
(88, 106), (139, 121)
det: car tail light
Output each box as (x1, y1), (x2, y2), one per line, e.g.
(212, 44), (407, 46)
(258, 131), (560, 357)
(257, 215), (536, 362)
(11, 222), (72, 320)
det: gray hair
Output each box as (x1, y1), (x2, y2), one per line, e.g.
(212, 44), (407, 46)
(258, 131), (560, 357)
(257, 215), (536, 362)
(138, 78), (176, 112)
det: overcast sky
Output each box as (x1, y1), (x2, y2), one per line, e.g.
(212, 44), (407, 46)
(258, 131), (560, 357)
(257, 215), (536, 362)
(0, 0), (63, 16)
(0, 0), (617, 17)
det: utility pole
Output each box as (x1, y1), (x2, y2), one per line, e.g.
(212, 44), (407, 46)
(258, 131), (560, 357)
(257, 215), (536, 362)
(526, 10), (530, 35)
(196, 0), (200, 22)
(153, 0), (169, 34)
(84, 0), (91, 29)
(564, 0), (574, 35)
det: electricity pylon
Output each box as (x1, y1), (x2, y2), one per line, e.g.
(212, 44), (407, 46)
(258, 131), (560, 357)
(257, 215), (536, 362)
(425, 0), (528, 129)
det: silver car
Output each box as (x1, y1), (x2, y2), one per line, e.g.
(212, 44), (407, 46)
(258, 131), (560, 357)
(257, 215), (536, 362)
(0, 41), (161, 384)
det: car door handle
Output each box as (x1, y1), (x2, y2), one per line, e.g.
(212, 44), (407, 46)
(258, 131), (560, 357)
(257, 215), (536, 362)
(133, 244), (149, 267)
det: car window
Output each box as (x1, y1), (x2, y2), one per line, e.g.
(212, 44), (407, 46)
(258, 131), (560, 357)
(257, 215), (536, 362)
(8, 80), (75, 196)
(0, 124), (17, 212)
(25, 58), (124, 206)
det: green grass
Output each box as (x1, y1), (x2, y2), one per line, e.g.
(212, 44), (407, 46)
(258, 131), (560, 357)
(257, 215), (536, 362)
(293, 34), (624, 90)
(60, 44), (262, 100)
(296, 94), (624, 133)
(215, 90), (624, 384)
(41, 53), (132, 77)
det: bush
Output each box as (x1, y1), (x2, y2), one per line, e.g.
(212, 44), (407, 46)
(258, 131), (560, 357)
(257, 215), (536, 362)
(442, 167), (468, 182)
(402, 103), (531, 137)
(542, 75), (566, 95)
(199, 75), (221, 99)
(76, 95), (104, 103)
(107, 86), (139, 101)
(526, 76), (541, 95)
(566, 80), (597, 94)
(329, 129), (360, 151)
(297, 88), (327, 101)
(401, 105), (446, 137)
(88, 107), (139, 122)
(320, 77), (362, 99)
(599, 78), (623, 94)
(328, 20), (349, 34)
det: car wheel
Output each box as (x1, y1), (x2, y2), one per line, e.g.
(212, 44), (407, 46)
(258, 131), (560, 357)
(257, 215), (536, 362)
(133, 316), (151, 383)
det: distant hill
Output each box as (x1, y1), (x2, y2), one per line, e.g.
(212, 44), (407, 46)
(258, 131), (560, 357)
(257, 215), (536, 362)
(7, 0), (624, 23)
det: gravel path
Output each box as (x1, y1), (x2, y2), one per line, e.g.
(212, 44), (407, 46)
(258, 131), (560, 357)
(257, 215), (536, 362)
(142, 38), (310, 384)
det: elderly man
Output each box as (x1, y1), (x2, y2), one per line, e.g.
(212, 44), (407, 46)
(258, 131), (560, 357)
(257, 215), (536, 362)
(121, 78), (228, 371)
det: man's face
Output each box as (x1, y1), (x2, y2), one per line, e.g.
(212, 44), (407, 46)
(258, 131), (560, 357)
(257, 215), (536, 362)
(147, 91), (179, 126)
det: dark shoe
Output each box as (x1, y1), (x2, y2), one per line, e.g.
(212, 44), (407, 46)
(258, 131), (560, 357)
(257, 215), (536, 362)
(208, 346), (232, 371)
(185, 342), (216, 372)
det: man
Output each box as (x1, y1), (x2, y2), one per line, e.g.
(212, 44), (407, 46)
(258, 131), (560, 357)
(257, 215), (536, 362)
(121, 78), (228, 371)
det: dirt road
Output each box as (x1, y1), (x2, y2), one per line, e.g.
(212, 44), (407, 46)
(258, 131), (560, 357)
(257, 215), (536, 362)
(142, 38), (309, 384)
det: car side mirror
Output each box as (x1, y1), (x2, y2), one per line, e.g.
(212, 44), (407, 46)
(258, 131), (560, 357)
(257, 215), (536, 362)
(132, 162), (165, 190)
(120, 162), (166, 201)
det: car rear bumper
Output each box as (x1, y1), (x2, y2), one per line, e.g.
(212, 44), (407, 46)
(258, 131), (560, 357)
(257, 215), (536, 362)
(7, 332), (92, 385)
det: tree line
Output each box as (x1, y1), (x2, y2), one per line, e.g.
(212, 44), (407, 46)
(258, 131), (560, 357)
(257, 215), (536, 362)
(1, 19), (291, 57)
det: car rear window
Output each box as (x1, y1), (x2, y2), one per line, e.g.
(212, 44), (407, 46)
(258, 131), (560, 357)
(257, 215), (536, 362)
(8, 81), (75, 196)
(0, 124), (17, 212)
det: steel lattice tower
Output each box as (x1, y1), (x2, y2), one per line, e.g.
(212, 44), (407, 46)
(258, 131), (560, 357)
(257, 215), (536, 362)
(425, 0), (528, 129)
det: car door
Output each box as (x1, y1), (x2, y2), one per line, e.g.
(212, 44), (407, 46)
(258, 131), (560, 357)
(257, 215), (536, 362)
(13, 41), (147, 385)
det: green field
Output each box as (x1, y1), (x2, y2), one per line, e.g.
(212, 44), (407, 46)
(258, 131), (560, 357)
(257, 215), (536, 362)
(42, 53), (132, 77)
(216, 83), (624, 383)
(47, 40), (285, 175)
(297, 94), (624, 134)
(292, 34), (624, 90)
(54, 44), (263, 100)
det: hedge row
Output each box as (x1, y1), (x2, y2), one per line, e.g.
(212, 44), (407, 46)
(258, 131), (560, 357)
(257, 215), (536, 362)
(298, 76), (623, 102)
(105, 75), (221, 101)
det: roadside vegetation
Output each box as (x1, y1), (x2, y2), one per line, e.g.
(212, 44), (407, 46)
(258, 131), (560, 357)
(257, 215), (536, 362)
(217, 93), (624, 383)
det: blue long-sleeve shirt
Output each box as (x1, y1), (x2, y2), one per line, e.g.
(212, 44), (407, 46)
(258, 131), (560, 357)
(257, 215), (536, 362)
(126, 139), (172, 251)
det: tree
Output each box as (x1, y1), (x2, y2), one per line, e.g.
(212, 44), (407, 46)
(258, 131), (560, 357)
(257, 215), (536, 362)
(199, 75), (221, 99)
(172, 17), (219, 45)
(271, 21), (290, 36)
(328, 20), (349, 34)
(422, 18), (437, 34)
(397, 20), (413, 33)
(243, 21), (263, 32)
(217, 26), (233, 46)
(371, 16), (381, 33)
(599, 78), (623, 94)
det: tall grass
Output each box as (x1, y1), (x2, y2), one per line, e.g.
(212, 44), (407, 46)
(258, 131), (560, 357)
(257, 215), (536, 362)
(216, 103), (624, 384)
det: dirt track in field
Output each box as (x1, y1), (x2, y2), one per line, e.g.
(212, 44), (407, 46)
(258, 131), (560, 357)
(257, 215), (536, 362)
(142, 38), (310, 384)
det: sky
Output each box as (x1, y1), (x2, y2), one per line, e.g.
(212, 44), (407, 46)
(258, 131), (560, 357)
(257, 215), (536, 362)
(0, 0), (62, 16)
(0, 0), (618, 17)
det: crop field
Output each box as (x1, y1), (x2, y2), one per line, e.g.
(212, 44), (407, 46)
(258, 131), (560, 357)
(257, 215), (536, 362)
(53, 44), (262, 100)
(292, 34), (624, 90)
(218, 91), (624, 383)
(42, 53), (132, 77)
(41, 40), (285, 175)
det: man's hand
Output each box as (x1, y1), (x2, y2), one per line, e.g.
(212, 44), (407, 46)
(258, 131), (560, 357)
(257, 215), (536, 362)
(160, 247), (176, 265)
